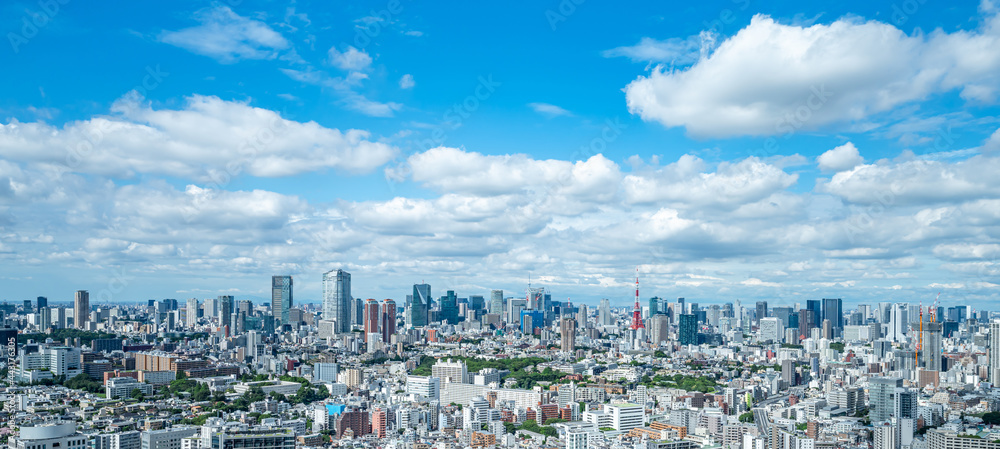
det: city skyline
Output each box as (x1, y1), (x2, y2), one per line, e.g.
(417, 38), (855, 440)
(1, 2), (1000, 306)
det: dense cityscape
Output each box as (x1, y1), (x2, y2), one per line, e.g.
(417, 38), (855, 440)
(4, 2), (1000, 449)
(2, 272), (999, 449)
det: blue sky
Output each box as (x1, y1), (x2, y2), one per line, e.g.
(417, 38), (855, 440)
(1, 0), (1000, 309)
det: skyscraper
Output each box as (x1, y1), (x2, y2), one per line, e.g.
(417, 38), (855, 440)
(364, 299), (380, 336)
(74, 290), (89, 329)
(798, 309), (815, 339)
(822, 298), (843, 333)
(649, 314), (670, 345)
(679, 314), (697, 345)
(490, 290), (503, 315)
(990, 321), (1000, 384)
(755, 301), (768, 324)
(36, 296), (47, 310)
(440, 290), (459, 324)
(323, 269), (352, 334)
(560, 317), (577, 352)
(408, 283), (430, 328)
(806, 299), (822, 323)
(381, 299), (396, 343)
(271, 275), (293, 327)
(599, 298), (611, 326)
(889, 304), (908, 343)
(186, 298), (199, 328)
(922, 321), (943, 372)
(869, 377), (903, 423)
(218, 295), (233, 330)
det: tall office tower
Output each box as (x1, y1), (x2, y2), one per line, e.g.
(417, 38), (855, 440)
(271, 275), (293, 327)
(894, 388), (918, 422)
(956, 306), (968, 322)
(440, 290), (459, 324)
(707, 305), (721, 326)
(755, 301), (768, 324)
(733, 299), (741, 326)
(649, 297), (660, 316)
(679, 314), (698, 345)
(798, 309), (816, 339)
(323, 269), (352, 334)
(822, 298), (843, 333)
(598, 298), (611, 326)
(990, 321), (1000, 384)
(806, 299), (823, 323)
(560, 317), (577, 352)
(364, 299), (380, 335)
(678, 297), (686, 315)
(39, 307), (51, 329)
(649, 314), (670, 345)
(187, 298), (199, 328)
(772, 307), (793, 328)
(858, 304), (871, 320)
(74, 290), (89, 329)
(527, 287), (546, 310)
(878, 302), (892, 323)
(468, 295), (485, 313)
(218, 295), (233, 330)
(203, 297), (217, 319)
(381, 299), (396, 343)
(889, 304), (908, 343)
(36, 296), (47, 310)
(822, 319), (833, 339)
(907, 304), (922, 325)
(409, 283), (431, 328)
(869, 377), (903, 423)
(760, 317), (782, 343)
(781, 359), (796, 386)
(922, 321), (943, 371)
(53, 307), (66, 329)
(577, 304), (588, 328)
(490, 290), (503, 314)
(353, 297), (364, 328)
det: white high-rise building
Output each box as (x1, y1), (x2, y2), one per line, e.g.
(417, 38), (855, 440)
(990, 321), (1000, 384)
(186, 298), (198, 328)
(141, 427), (199, 449)
(314, 363), (339, 383)
(606, 403), (643, 431)
(565, 430), (589, 449)
(432, 359), (468, 384)
(888, 304), (908, 343)
(406, 375), (440, 400)
(760, 317), (782, 343)
(10, 422), (88, 449)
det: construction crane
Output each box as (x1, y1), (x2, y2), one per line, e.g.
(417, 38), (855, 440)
(930, 292), (941, 323)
